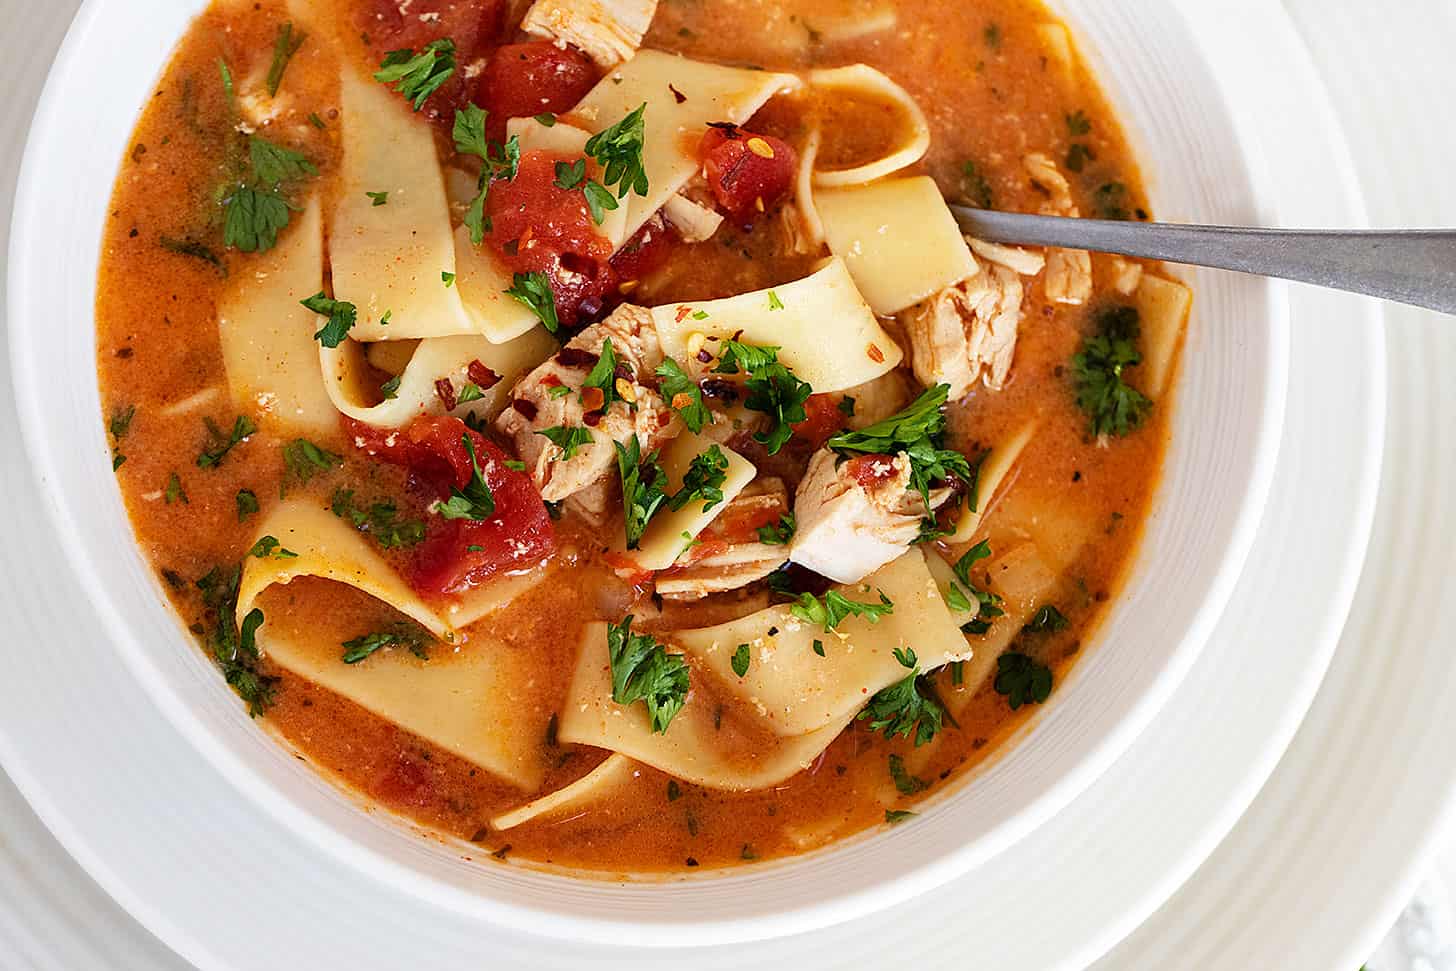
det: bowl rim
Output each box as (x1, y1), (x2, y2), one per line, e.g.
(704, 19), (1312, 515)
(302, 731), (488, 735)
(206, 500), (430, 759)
(4, 0), (1290, 946)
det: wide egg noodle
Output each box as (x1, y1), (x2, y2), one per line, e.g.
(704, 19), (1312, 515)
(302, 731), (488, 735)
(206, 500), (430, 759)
(650, 258), (903, 392)
(567, 50), (801, 245)
(238, 501), (550, 791)
(807, 64), (930, 188)
(489, 754), (637, 831)
(816, 176), (979, 316)
(217, 196), (336, 436)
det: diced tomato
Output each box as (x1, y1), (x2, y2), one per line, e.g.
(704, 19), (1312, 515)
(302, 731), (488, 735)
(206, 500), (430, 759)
(610, 214), (678, 289)
(345, 416), (556, 597)
(475, 42), (599, 138)
(355, 0), (505, 120)
(488, 151), (617, 328)
(793, 394), (847, 450)
(698, 124), (798, 224)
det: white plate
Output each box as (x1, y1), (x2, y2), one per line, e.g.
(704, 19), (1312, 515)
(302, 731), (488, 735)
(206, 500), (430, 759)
(1, 0), (1285, 947)
(0, 0), (1398, 967)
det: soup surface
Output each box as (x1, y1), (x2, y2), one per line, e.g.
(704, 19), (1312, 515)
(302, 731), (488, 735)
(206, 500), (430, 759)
(96, 0), (1188, 875)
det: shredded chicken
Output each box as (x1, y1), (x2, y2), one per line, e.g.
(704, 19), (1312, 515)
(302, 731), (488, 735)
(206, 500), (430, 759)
(1023, 151), (1093, 305)
(902, 241), (1044, 399)
(655, 479), (792, 600)
(662, 193), (724, 243)
(789, 451), (953, 584)
(1108, 255), (1145, 296)
(521, 0), (659, 68)
(496, 304), (681, 506)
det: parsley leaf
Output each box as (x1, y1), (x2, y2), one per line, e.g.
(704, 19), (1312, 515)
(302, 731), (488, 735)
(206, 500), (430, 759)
(330, 488), (426, 549)
(197, 566), (276, 717)
(196, 414), (256, 469)
(452, 106), (521, 244)
(615, 437), (669, 549)
(585, 103), (649, 199)
(249, 136), (317, 185)
(1072, 305), (1152, 437)
(366, 190), (389, 206)
(266, 22), (305, 97)
(581, 338), (621, 409)
(712, 340), (780, 375)
(280, 438), (341, 495)
(342, 622), (433, 664)
(1066, 109), (1092, 136)
(537, 425), (594, 462)
(859, 667), (943, 746)
(757, 512), (796, 546)
(1025, 604), (1069, 633)
(888, 753), (929, 795)
(607, 615), (690, 734)
(301, 292), (357, 348)
(655, 359), (712, 433)
(235, 489), (259, 521)
(452, 103), (492, 159)
(223, 186), (293, 253)
(994, 652), (1054, 710)
(374, 39), (456, 110)
(962, 160), (994, 209)
(554, 158), (586, 190)
(731, 643), (751, 677)
(669, 445), (728, 512)
(950, 540), (1005, 634)
(433, 435), (496, 520)
(379, 374), (402, 400)
(246, 535), (298, 560)
(583, 180), (619, 224)
(109, 404), (136, 469)
(790, 589), (894, 633)
(885, 809), (917, 825)
(164, 472), (189, 505)
(767, 289), (784, 311)
(505, 271), (559, 333)
(718, 342), (811, 455)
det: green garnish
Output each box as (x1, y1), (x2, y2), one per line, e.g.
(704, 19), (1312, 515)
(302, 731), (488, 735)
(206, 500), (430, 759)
(537, 425), (594, 461)
(669, 446), (728, 513)
(554, 159), (586, 190)
(585, 103), (649, 199)
(342, 622), (433, 664)
(452, 105), (521, 244)
(222, 137), (317, 254)
(885, 809), (917, 825)
(547, 385), (572, 399)
(994, 652), (1053, 710)
(962, 160), (994, 209)
(655, 359), (712, 433)
(607, 615), (689, 734)
(235, 489), (259, 521)
(246, 535), (298, 560)
(196, 565), (276, 716)
(196, 414), (256, 469)
(280, 438), (341, 495)
(859, 667), (943, 746)
(950, 540), (1005, 635)
(164, 472), (188, 505)
(581, 338), (621, 408)
(767, 289), (784, 311)
(1025, 605), (1070, 633)
(218, 58), (234, 100)
(374, 38), (456, 110)
(615, 437), (669, 549)
(888, 753), (928, 795)
(441, 270), (456, 287)
(534, 113), (557, 127)
(366, 190), (389, 206)
(433, 435), (496, 520)
(109, 404), (136, 470)
(455, 381), (484, 404)
(583, 180), (619, 225)
(790, 589), (894, 633)
(731, 643), (751, 678)
(505, 271), (559, 333)
(756, 512), (796, 546)
(1066, 110), (1092, 136)
(379, 374), (402, 400)
(713, 342), (811, 455)
(1071, 305), (1152, 438)
(330, 488), (426, 549)
(265, 21), (305, 97)
(301, 292), (357, 348)
(1065, 143), (1095, 173)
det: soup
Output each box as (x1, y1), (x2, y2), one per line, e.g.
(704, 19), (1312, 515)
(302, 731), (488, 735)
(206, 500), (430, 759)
(95, 0), (1189, 875)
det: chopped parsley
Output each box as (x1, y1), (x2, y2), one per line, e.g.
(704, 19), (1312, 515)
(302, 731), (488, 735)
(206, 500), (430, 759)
(379, 374), (402, 400)
(330, 488), (426, 549)
(246, 535), (298, 560)
(342, 622), (432, 664)
(888, 753), (929, 795)
(585, 103), (649, 199)
(452, 105), (521, 243)
(885, 809), (917, 825)
(717, 342), (812, 455)
(1066, 110), (1092, 136)
(546, 385), (572, 400)
(554, 158), (586, 190)
(983, 22), (1001, 49)
(1093, 181), (1131, 221)
(223, 137), (317, 254)
(1065, 142), (1096, 173)
(537, 425), (594, 461)
(280, 438), (341, 495)
(582, 180), (619, 225)
(441, 270), (456, 287)
(731, 643), (751, 677)
(837, 396), (856, 418)
(581, 338), (622, 409)
(109, 404), (135, 469)
(196, 565), (275, 716)
(164, 472), (189, 505)
(949, 540), (1005, 634)
(300, 292), (357, 348)
(669, 445), (729, 512)
(159, 236), (225, 273)
(308, 111), (326, 129)
(790, 589), (894, 633)
(1071, 305), (1152, 438)
(655, 359), (712, 433)
(962, 160), (994, 209)
(235, 489), (259, 521)
(196, 414), (256, 469)
(767, 289), (785, 311)
(374, 38), (456, 110)
(994, 652), (1053, 710)
(826, 384), (972, 525)
(455, 381), (484, 404)
(859, 667), (944, 746)
(756, 512), (796, 546)
(366, 190), (389, 206)
(615, 436), (669, 549)
(505, 271), (559, 333)
(812, 639), (826, 657)
(1025, 605), (1070, 633)
(607, 616), (690, 734)
(265, 21), (305, 97)
(433, 435), (495, 520)
(534, 113), (557, 127)
(218, 58), (234, 100)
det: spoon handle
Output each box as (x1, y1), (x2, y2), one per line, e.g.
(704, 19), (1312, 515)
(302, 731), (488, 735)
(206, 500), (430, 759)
(950, 206), (1456, 315)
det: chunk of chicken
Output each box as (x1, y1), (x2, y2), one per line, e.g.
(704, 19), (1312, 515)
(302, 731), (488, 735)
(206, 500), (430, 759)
(789, 450), (953, 584)
(496, 304), (681, 508)
(903, 241), (1044, 398)
(1023, 152), (1093, 305)
(655, 478), (792, 600)
(1108, 255), (1145, 296)
(662, 193), (724, 243)
(521, 0), (659, 68)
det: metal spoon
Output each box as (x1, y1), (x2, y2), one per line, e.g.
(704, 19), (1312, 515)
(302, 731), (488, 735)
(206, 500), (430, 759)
(950, 206), (1456, 315)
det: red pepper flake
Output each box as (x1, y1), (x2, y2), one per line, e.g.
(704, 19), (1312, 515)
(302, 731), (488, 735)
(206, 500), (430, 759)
(434, 378), (457, 411)
(467, 360), (501, 390)
(583, 410), (604, 427)
(669, 83), (687, 104)
(866, 343), (886, 364)
(674, 305), (695, 323)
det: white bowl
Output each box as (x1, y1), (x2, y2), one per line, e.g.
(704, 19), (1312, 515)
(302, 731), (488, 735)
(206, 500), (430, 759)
(6, 0), (1286, 947)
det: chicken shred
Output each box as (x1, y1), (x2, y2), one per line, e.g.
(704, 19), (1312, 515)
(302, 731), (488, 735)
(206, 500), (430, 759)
(1108, 255), (1145, 296)
(1023, 151), (1093, 305)
(495, 304), (681, 506)
(789, 451), (953, 584)
(521, 0), (659, 68)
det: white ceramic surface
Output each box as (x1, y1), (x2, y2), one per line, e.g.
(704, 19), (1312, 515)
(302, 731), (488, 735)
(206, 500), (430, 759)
(0, 0), (1419, 967)
(3, 0), (1284, 947)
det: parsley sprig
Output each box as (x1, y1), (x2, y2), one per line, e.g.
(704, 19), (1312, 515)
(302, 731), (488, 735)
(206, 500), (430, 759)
(374, 39), (456, 110)
(537, 425), (594, 461)
(452, 105), (521, 244)
(655, 359), (713, 433)
(858, 657), (944, 747)
(331, 488), (426, 549)
(196, 565), (276, 716)
(433, 435), (496, 520)
(615, 436), (669, 549)
(196, 414), (256, 469)
(946, 540), (1005, 635)
(301, 292), (357, 348)
(505, 271), (559, 333)
(756, 512), (796, 546)
(585, 103), (649, 200)
(607, 615), (690, 734)
(994, 652), (1053, 710)
(581, 338), (622, 409)
(670, 445), (729, 513)
(1072, 305), (1152, 438)
(342, 622), (433, 664)
(223, 136), (317, 254)
(790, 589), (894, 633)
(712, 341), (811, 455)
(265, 21), (305, 97)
